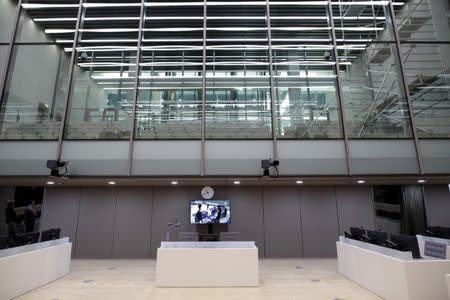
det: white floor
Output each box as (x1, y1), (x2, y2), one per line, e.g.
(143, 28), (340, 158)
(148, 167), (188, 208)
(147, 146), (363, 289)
(15, 259), (381, 300)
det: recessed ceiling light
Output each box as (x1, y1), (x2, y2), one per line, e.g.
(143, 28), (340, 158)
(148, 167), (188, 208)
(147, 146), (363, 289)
(357, 180), (365, 184)
(171, 181), (178, 185)
(417, 179), (426, 183)
(108, 181), (116, 185)
(233, 181), (240, 185)
(296, 180), (303, 184)
(46, 181), (55, 185)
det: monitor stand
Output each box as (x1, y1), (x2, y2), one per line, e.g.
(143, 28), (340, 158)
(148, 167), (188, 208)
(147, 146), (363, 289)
(200, 224), (219, 241)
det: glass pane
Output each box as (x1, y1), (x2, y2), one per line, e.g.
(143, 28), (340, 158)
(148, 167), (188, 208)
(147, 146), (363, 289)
(136, 1), (203, 139)
(205, 1), (272, 139)
(65, 2), (140, 140)
(16, 0), (78, 43)
(0, 45), (7, 76)
(332, 1), (395, 42)
(273, 47), (341, 139)
(270, 1), (330, 43)
(338, 43), (413, 138)
(402, 43), (450, 138)
(394, 0), (450, 42)
(0, 45), (70, 140)
(0, 0), (17, 43)
(270, 1), (340, 139)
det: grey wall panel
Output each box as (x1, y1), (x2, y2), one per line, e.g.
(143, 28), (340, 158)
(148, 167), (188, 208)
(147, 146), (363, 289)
(227, 186), (265, 257)
(335, 186), (375, 234)
(150, 187), (190, 258)
(0, 142), (58, 175)
(300, 187), (339, 258)
(420, 140), (450, 174)
(112, 188), (153, 258)
(263, 186), (302, 258)
(423, 185), (450, 227)
(40, 188), (80, 250)
(349, 140), (419, 174)
(75, 188), (116, 258)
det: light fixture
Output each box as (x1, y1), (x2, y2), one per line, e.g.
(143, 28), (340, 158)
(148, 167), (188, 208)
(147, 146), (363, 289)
(417, 179), (426, 183)
(357, 180), (365, 184)
(233, 181), (240, 185)
(46, 181), (55, 185)
(296, 180), (303, 184)
(108, 181), (116, 185)
(171, 181), (178, 185)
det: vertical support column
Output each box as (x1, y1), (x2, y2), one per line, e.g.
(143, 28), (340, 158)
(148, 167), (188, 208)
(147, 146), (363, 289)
(387, 0), (424, 175)
(200, 0), (207, 176)
(326, 0), (352, 175)
(265, 0), (278, 160)
(127, 0), (146, 176)
(0, 0), (23, 132)
(56, 0), (85, 161)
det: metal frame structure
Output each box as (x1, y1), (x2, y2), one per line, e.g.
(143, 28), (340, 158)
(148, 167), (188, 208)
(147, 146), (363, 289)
(0, 0), (449, 176)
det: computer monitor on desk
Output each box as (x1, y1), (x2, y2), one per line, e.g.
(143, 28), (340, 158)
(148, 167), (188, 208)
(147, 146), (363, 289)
(367, 230), (388, 246)
(349, 227), (366, 241)
(0, 235), (9, 250)
(390, 234), (421, 259)
(41, 228), (61, 242)
(15, 232), (40, 246)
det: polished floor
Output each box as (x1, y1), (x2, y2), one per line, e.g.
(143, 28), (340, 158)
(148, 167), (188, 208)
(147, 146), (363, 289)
(16, 259), (381, 300)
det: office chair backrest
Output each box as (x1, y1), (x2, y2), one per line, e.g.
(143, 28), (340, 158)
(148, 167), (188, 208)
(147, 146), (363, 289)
(178, 232), (199, 241)
(424, 241), (447, 259)
(220, 232), (240, 241)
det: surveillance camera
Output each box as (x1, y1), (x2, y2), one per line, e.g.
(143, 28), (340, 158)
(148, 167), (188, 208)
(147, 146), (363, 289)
(79, 52), (88, 63)
(272, 160), (280, 166)
(46, 160), (69, 177)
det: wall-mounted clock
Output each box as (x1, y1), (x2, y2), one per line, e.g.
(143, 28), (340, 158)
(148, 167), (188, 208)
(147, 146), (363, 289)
(201, 186), (214, 199)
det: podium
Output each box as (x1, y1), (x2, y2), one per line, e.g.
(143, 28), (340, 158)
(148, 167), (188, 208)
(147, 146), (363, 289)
(0, 238), (71, 299)
(156, 241), (259, 287)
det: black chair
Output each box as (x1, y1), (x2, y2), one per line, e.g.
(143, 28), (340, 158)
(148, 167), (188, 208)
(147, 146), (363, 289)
(220, 232), (240, 241)
(178, 232), (199, 241)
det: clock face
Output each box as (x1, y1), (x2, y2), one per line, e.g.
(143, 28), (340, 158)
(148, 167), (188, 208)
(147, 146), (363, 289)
(201, 186), (214, 199)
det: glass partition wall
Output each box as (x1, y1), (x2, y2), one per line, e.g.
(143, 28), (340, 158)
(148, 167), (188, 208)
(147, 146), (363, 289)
(136, 0), (203, 139)
(0, 0), (449, 141)
(205, 1), (272, 139)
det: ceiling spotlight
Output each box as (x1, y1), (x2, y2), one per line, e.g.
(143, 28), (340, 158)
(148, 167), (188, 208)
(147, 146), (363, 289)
(357, 180), (365, 184)
(233, 181), (240, 185)
(417, 179), (426, 183)
(108, 181), (116, 185)
(46, 181), (55, 185)
(296, 180), (303, 184)
(171, 181), (178, 185)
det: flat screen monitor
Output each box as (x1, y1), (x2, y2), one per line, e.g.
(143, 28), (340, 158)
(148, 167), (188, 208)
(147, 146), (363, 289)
(349, 227), (366, 241)
(41, 228), (61, 242)
(190, 200), (231, 224)
(390, 234), (421, 259)
(367, 230), (387, 245)
(0, 235), (9, 250)
(16, 232), (40, 246)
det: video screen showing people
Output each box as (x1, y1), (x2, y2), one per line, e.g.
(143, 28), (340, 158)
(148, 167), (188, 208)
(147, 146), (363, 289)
(190, 200), (231, 224)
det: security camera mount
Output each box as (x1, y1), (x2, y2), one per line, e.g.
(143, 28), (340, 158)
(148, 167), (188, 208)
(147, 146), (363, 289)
(261, 158), (280, 177)
(46, 159), (69, 177)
